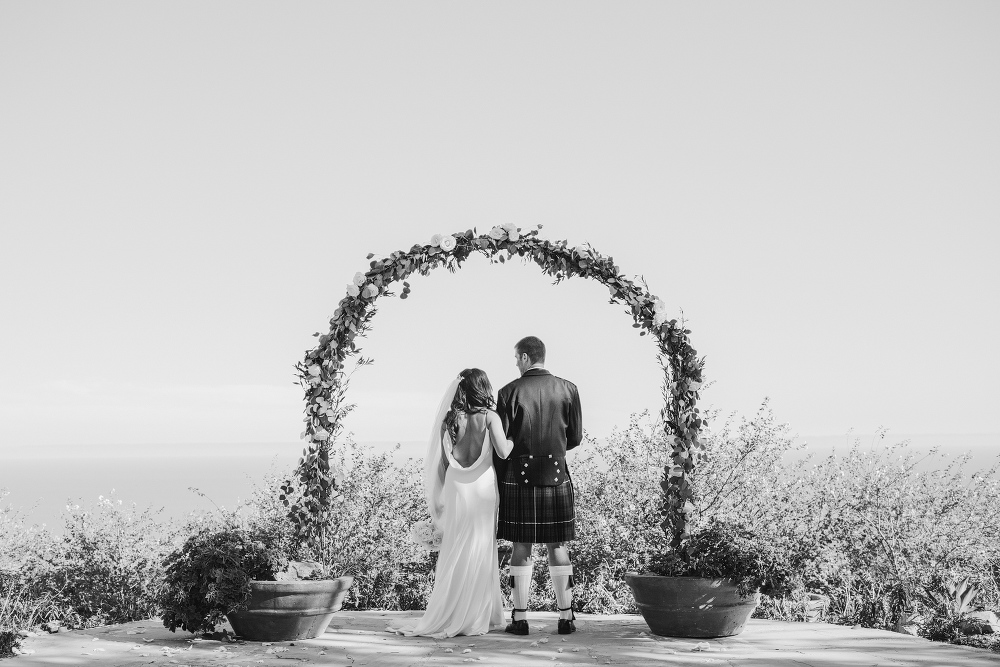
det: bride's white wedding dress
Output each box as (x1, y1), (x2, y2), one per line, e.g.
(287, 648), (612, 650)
(400, 422), (504, 638)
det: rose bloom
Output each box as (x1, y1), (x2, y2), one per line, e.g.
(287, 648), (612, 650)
(430, 233), (443, 247)
(488, 226), (506, 240)
(439, 235), (457, 251)
(362, 283), (379, 299)
(573, 244), (590, 257)
(353, 272), (366, 287)
(346, 283), (360, 297)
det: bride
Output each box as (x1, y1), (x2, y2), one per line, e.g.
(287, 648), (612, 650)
(399, 369), (513, 638)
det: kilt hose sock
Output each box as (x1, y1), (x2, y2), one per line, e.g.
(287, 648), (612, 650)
(548, 565), (574, 619)
(509, 562), (533, 621)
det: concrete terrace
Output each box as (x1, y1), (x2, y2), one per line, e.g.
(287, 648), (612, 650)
(9, 611), (1000, 667)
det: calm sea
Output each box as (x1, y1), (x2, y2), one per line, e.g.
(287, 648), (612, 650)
(1, 435), (997, 531)
(0, 442), (426, 531)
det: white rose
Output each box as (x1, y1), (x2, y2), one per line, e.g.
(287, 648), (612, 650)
(508, 229), (520, 242)
(352, 272), (366, 287)
(362, 283), (379, 299)
(308, 365), (321, 377)
(439, 235), (457, 251)
(430, 233), (443, 247)
(488, 226), (506, 240)
(346, 283), (360, 297)
(312, 429), (331, 441)
(573, 244), (590, 257)
(653, 298), (667, 314)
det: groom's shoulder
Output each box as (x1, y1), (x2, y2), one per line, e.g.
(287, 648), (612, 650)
(525, 370), (578, 392)
(498, 378), (519, 395)
(550, 374), (579, 394)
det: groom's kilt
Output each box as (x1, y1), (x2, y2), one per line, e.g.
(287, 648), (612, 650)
(497, 466), (576, 544)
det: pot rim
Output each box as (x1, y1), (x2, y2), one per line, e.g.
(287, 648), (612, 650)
(248, 576), (354, 590)
(625, 574), (738, 581)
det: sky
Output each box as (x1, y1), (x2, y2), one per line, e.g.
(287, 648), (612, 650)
(1, 1), (998, 460)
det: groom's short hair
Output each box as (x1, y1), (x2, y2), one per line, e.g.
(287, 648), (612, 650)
(515, 336), (546, 364)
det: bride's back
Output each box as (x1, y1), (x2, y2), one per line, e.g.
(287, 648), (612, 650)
(452, 411), (488, 468)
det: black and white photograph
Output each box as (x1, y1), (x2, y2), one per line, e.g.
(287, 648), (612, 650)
(1, 2), (998, 664)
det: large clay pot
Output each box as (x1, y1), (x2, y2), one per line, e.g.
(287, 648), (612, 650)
(227, 576), (353, 641)
(624, 574), (759, 638)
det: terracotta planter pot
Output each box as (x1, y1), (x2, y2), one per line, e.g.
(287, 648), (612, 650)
(227, 577), (353, 641)
(624, 574), (759, 638)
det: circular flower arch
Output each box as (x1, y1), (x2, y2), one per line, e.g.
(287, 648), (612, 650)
(282, 225), (706, 549)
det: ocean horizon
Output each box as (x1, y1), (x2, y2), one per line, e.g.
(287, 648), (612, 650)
(2, 434), (997, 531)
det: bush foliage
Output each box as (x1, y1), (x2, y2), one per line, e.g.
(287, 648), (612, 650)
(2, 404), (999, 651)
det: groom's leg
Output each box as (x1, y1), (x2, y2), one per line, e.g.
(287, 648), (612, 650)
(511, 542), (533, 567)
(545, 543), (570, 567)
(508, 542), (534, 625)
(546, 543), (575, 627)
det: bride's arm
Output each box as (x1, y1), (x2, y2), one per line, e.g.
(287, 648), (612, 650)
(486, 411), (514, 459)
(439, 425), (451, 471)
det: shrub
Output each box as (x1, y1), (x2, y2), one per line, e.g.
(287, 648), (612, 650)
(566, 404), (809, 611)
(567, 413), (670, 613)
(38, 495), (177, 628)
(793, 434), (1000, 629)
(647, 519), (803, 597)
(157, 520), (291, 634)
(1, 490), (48, 651)
(1, 490), (177, 632)
(317, 438), (435, 610)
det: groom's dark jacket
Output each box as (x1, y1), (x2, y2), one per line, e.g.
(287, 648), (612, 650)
(495, 368), (582, 488)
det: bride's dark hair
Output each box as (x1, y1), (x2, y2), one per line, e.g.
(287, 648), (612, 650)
(444, 368), (495, 442)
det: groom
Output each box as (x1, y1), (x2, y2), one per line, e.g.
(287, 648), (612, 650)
(495, 336), (582, 635)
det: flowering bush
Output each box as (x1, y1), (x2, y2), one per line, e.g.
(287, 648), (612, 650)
(790, 436), (1000, 630)
(303, 437), (435, 610)
(0, 490), (180, 645)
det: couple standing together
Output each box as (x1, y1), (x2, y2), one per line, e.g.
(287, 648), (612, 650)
(400, 336), (582, 639)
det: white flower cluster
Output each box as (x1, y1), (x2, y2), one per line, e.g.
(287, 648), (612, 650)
(652, 298), (669, 327)
(487, 223), (519, 242)
(430, 233), (458, 251)
(409, 519), (444, 552)
(346, 270), (379, 299)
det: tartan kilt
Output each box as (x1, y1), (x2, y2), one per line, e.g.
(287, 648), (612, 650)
(497, 464), (576, 544)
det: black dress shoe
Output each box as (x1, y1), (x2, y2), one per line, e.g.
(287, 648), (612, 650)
(505, 609), (529, 635)
(557, 607), (576, 634)
(505, 619), (529, 635)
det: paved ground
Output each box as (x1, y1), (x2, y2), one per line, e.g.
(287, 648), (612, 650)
(9, 611), (1000, 667)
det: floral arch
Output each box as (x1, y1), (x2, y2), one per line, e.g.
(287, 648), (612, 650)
(282, 225), (706, 548)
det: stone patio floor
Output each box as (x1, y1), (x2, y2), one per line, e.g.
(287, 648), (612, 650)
(8, 611), (1000, 667)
